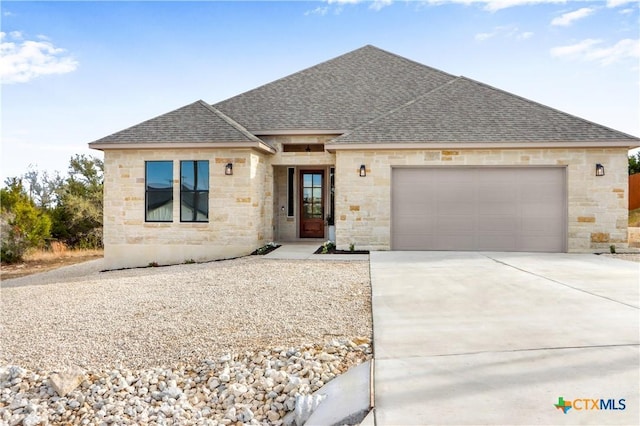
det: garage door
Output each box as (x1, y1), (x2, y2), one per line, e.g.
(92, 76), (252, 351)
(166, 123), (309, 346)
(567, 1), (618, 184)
(391, 167), (566, 252)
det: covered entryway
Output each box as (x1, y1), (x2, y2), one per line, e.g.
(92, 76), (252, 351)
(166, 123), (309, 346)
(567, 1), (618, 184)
(391, 167), (567, 252)
(273, 166), (334, 242)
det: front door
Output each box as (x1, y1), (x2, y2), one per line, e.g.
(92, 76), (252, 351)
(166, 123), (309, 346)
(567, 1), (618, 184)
(300, 170), (324, 238)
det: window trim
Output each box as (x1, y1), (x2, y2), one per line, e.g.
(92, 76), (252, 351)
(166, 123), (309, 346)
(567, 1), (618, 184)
(180, 160), (209, 223)
(145, 160), (174, 223)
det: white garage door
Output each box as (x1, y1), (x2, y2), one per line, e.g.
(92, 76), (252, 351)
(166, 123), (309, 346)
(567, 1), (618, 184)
(391, 167), (567, 252)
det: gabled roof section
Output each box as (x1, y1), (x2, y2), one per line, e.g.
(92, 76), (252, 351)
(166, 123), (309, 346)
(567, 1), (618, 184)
(214, 45), (457, 132)
(89, 100), (267, 147)
(332, 77), (640, 144)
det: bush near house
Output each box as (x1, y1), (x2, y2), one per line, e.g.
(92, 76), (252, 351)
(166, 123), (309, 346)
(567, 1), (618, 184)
(1, 180), (52, 263)
(0, 155), (104, 264)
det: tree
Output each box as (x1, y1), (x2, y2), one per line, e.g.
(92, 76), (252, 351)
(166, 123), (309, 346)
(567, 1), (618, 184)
(1, 178), (52, 263)
(52, 155), (104, 248)
(630, 152), (640, 175)
(22, 166), (64, 209)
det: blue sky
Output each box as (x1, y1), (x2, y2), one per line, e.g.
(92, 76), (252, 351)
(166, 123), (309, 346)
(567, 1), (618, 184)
(1, 0), (639, 182)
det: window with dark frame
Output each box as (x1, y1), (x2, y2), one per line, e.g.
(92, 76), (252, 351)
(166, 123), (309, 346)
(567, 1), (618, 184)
(330, 167), (335, 224)
(180, 160), (209, 222)
(287, 167), (295, 217)
(145, 161), (173, 222)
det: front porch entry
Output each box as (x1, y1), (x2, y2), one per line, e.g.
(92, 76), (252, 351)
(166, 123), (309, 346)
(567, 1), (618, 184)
(273, 166), (334, 242)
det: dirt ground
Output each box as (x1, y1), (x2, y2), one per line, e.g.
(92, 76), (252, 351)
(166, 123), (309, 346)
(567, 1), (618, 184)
(0, 252), (104, 281)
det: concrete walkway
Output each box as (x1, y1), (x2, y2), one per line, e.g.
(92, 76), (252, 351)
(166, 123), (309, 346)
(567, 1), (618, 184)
(264, 242), (369, 261)
(370, 251), (639, 425)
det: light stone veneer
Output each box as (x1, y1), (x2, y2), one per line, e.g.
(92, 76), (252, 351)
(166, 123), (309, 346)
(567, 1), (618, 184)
(103, 148), (272, 269)
(333, 148), (629, 252)
(103, 144), (628, 268)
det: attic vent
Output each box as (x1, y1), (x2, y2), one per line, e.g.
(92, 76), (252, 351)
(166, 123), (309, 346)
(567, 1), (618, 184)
(283, 144), (325, 153)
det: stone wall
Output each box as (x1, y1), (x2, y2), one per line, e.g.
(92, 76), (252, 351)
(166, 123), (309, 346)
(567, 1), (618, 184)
(628, 228), (640, 248)
(334, 148), (629, 252)
(102, 148), (271, 269)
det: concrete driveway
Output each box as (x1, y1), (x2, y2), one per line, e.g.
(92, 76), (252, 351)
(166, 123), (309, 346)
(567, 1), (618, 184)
(370, 252), (639, 425)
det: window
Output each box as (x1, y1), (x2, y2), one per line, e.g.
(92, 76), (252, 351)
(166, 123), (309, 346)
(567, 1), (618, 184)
(180, 160), (209, 222)
(146, 161), (173, 222)
(282, 144), (324, 152)
(329, 167), (335, 223)
(287, 167), (295, 217)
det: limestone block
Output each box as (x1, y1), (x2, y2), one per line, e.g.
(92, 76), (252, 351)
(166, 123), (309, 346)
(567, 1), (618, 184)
(590, 232), (610, 243)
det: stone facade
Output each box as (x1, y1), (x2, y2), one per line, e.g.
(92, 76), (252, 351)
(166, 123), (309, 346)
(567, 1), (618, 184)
(102, 148), (272, 269)
(333, 147), (629, 252)
(102, 144), (629, 268)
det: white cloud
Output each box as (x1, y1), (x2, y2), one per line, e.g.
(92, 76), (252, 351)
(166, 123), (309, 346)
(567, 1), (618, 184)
(607, 0), (637, 7)
(518, 31), (534, 40)
(0, 32), (78, 84)
(305, 6), (329, 16)
(323, 0), (393, 11)
(327, 0), (364, 4)
(551, 38), (640, 65)
(306, 0), (393, 14)
(422, 0), (572, 12)
(619, 8), (634, 14)
(312, 0), (605, 13)
(3, 11), (15, 17)
(475, 25), (533, 41)
(370, 0), (393, 10)
(475, 31), (494, 41)
(550, 38), (601, 56)
(551, 7), (595, 26)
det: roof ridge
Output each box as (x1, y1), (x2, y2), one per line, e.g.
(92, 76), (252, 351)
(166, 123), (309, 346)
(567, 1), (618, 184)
(456, 76), (640, 140)
(361, 45), (458, 81)
(214, 45), (455, 106)
(332, 77), (462, 143)
(197, 100), (265, 143)
(213, 49), (369, 106)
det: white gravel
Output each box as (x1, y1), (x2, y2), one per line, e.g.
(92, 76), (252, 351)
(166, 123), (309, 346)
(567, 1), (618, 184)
(0, 257), (372, 371)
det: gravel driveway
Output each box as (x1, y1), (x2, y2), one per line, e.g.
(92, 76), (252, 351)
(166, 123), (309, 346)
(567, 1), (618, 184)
(1, 257), (372, 371)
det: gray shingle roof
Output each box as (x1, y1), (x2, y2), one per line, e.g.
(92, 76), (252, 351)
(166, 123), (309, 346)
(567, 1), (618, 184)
(90, 46), (638, 148)
(214, 45), (457, 132)
(90, 100), (263, 145)
(333, 77), (639, 143)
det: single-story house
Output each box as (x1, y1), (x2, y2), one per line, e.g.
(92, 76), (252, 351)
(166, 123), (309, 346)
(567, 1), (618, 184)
(89, 45), (640, 269)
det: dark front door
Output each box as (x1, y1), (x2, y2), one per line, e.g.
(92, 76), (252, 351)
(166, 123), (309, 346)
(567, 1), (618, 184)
(300, 170), (324, 238)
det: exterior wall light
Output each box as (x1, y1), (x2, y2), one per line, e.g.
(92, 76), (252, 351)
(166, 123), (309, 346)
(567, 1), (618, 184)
(225, 163), (233, 175)
(359, 164), (366, 177)
(595, 163), (605, 177)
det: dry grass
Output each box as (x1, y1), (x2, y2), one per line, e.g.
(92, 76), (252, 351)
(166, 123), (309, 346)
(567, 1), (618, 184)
(629, 208), (640, 228)
(1, 244), (103, 280)
(23, 243), (102, 261)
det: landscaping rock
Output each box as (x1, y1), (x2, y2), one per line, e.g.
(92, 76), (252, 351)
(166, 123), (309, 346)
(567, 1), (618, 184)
(49, 366), (85, 397)
(0, 339), (371, 425)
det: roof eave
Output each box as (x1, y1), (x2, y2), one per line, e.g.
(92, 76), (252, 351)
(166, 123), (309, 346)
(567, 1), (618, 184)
(88, 141), (276, 154)
(324, 141), (640, 152)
